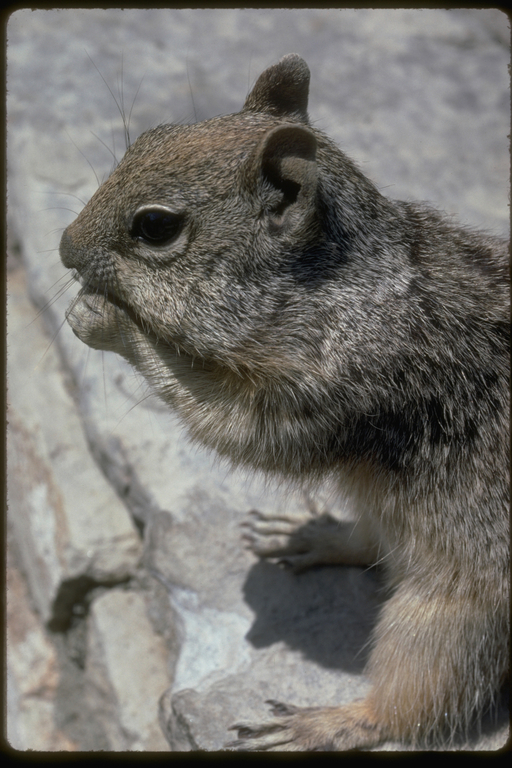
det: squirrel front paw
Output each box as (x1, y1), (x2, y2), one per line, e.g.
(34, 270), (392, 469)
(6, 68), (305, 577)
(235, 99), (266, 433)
(241, 508), (326, 572)
(242, 508), (378, 572)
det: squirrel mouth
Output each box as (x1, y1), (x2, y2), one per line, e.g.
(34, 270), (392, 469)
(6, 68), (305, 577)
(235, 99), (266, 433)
(72, 270), (132, 314)
(68, 270), (200, 365)
(65, 269), (161, 358)
(70, 270), (149, 333)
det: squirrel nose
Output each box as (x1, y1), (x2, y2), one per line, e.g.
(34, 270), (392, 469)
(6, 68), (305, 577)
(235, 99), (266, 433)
(59, 228), (77, 269)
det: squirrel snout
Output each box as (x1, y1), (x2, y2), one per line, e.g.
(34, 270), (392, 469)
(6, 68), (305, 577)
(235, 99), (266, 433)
(59, 228), (76, 269)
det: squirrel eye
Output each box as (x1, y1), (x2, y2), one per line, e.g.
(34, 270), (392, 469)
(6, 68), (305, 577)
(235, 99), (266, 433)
(130, 206), (184, 246)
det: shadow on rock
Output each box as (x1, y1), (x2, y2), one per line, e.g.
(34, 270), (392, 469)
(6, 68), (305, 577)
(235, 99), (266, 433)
(241, 558), (383, 675)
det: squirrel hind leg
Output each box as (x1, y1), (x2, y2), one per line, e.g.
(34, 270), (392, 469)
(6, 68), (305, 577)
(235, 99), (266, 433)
(227, 576), (508, 750)
(366, 579), (509, 747)
(241, 509), (381, 572)
(226, 698), (384, 751)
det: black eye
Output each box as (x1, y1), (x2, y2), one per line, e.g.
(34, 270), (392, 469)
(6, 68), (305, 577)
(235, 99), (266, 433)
(130, 206), (184, 246)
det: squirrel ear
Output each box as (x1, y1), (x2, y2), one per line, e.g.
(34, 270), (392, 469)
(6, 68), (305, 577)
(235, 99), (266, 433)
(242, 53), (310, 121)
(255, 123), (318, 235)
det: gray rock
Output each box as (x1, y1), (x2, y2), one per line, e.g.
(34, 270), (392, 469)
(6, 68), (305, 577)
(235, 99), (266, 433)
(6, 7), (510, 752)
(85, 588), (171, 751)
(7, 262), (142, 629)
(6, 522), (79, 751)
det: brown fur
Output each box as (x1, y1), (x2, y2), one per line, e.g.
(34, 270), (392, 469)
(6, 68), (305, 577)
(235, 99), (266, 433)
(59, 54), (509, 749)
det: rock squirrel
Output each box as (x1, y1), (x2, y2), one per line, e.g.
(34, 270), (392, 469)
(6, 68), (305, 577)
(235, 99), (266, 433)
(59, 54), (509, 750)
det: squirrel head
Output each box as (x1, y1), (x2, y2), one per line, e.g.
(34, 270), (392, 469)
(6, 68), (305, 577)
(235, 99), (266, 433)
(60, 54), (330, 370)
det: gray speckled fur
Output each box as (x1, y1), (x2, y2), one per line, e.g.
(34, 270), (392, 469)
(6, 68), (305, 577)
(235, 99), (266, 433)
(60, 54), (509, 750)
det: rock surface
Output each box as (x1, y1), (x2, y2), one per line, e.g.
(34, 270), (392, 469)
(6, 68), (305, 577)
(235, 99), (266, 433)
(6, 7), (510, 752)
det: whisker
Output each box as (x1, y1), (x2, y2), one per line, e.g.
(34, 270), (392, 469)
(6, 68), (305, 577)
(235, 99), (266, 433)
(126, 70), (146, 147)
(85, 49), (138, 157)
(39, 229), (68, 240)
(44, 271), (77, 298)
(118, 52), (131, 149)
(37, 247), (65, 254)
(40, 206), (82, 216)
(77, 341), (93, 395)
(37, 190), (89, 207)
(31, 310), (73, 369)
(41, 273), (73, 303)
(90, 130), (119, 169)
(86, 49), (125, 128)
(24, 275), (77, 328)
(186, 55), (197, 124)
(64, 128), (100, 189)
